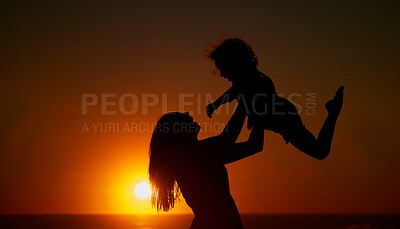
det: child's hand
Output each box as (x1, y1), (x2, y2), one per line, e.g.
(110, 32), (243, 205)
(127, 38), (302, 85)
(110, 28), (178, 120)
(206, 103), (216, 118)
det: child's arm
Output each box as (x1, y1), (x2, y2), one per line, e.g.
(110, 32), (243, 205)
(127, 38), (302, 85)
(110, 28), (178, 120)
(206, 86), (240, 118)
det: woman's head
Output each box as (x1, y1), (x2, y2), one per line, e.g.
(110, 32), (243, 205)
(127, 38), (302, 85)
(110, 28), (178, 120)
(153, 112), (200, 142)
(148, 112), (200, 212)
(208, 38), (258, 82)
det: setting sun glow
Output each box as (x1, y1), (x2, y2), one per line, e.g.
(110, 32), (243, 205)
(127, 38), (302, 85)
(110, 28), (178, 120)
(135, 182), (151, 199)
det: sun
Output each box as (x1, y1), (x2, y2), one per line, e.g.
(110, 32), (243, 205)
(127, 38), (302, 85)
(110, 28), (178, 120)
(135, 182), (151, 199)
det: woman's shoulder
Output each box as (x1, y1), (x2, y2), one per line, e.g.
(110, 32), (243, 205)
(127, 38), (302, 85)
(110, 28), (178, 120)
(195, 138), (225, 160)
(178, 141), (210, 158)
(175, 141), (220, 170)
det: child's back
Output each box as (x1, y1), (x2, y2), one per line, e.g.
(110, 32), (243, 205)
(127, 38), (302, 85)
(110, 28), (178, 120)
(242, 70), (303, 143)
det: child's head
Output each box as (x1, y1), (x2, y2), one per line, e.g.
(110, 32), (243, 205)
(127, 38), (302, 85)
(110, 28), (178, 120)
(208, 38), (258, 82)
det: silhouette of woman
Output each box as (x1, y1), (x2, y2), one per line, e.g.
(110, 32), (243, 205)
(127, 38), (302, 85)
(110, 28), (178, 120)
(206, 38), (344, 160)
(148, 103), (264, 229)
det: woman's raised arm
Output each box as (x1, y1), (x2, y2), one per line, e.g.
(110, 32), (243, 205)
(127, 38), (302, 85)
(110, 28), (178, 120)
(200, 101), (247, 146)
(221, 126), (264, 164)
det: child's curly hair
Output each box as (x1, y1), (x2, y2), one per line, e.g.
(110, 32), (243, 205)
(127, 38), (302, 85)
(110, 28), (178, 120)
(208, 38), (258, 69)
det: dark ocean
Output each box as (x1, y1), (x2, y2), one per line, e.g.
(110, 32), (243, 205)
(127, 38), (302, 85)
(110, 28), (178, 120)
(0, 214), (399, 229)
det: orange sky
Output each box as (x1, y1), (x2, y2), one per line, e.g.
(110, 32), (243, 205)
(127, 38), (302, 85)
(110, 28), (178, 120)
(0, 1), (399, 214)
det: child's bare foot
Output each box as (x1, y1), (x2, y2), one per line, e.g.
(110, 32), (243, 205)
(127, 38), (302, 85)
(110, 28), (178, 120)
(325, 86), (344, 117)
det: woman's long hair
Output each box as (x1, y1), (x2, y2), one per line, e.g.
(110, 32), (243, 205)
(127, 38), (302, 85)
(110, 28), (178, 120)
(148, 112), (189, 212)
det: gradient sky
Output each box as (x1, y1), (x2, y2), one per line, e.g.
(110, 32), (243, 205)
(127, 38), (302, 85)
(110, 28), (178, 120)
(0, 1), (399, 214)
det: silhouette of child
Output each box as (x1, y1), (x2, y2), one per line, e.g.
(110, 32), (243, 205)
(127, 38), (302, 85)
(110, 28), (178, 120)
(206, 38), (343, 159)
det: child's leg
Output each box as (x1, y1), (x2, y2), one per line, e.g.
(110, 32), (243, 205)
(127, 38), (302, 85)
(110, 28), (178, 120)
(287, 86), (343, 159)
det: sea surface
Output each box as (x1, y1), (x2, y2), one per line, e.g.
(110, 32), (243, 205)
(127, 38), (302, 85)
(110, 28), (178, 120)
(0, 214), (399, 229)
